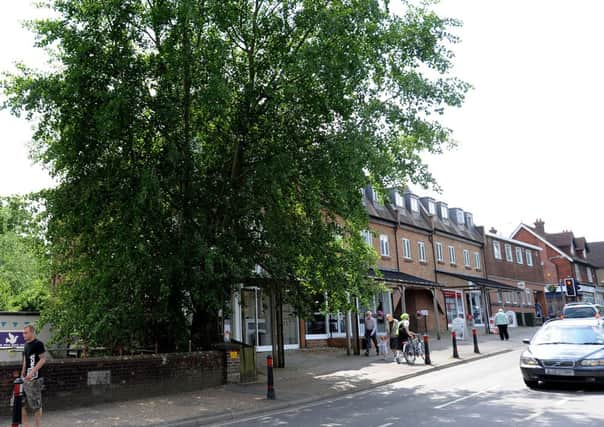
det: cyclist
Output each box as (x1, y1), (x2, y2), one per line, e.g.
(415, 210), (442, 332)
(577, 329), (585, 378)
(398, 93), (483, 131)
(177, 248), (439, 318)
(398, 313), (417, 350)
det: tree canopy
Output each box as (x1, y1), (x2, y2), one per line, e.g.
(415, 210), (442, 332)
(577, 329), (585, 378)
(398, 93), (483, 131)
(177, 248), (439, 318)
(3, 0), (469, 351)
(0, 195), (50, 312)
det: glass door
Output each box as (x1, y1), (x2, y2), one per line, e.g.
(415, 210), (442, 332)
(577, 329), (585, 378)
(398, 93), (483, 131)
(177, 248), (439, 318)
(241, 287), (299, 352)
(469, 291), (484, 326)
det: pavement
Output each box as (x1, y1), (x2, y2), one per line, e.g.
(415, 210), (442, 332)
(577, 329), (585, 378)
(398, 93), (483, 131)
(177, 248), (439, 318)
(39, 327), (540, 427)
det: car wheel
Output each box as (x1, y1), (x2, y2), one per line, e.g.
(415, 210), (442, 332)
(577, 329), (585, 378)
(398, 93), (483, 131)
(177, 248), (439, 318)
(523, 379), (539, 389)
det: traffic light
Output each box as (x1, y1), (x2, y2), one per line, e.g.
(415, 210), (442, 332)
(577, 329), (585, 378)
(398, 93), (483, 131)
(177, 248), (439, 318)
(564, 278), (576, 297)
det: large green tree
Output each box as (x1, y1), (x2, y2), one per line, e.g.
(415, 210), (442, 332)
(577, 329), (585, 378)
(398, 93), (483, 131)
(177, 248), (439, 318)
(3, 0), (468, 352)
(0, 195), (50, 312)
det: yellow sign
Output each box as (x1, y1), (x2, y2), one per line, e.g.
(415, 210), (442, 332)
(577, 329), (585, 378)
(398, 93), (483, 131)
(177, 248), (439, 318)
(229, 351), (238, 360)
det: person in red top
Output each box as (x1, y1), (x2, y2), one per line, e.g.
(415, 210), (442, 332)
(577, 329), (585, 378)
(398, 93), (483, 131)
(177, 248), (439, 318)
(21, 324), (46, 427)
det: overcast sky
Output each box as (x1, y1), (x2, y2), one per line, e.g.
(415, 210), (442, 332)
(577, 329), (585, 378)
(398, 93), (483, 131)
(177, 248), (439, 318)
(1, 1), (603, 240)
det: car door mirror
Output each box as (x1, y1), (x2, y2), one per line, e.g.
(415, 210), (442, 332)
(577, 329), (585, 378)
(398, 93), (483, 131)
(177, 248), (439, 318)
(522, 339), (531, 345)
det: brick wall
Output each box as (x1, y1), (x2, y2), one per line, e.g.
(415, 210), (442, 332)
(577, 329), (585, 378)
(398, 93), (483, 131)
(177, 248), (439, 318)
(433, 234), (484, 277)
(0, 351), (224, 415)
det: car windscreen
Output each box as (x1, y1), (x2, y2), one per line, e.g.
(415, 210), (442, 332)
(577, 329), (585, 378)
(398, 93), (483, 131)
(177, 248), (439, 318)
(532, 324), (604, 345)
(563, 307), (597, 318)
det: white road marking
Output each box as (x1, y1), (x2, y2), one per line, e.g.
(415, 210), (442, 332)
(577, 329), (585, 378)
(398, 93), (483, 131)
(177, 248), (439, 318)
(376, 423), (394, 427)
(434, 389), (489, 409)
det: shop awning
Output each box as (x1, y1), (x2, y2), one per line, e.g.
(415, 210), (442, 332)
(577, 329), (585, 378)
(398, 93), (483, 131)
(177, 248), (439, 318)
(436, 271), (519, 291)
(368, 269), (442, 288)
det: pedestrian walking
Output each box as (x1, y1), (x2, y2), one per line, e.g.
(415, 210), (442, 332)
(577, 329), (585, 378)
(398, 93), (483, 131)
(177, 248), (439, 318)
(495, 308), (510, 341)
(364, 310), (379, 356)
(21, 324), (46, 427)
(384, 313), (399, 361)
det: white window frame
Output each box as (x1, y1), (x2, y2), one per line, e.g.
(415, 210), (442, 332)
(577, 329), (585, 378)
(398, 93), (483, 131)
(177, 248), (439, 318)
(441, 206), (448, 220)
(463, 249), (470, 267)
(520, 290), (526, 306)
(493, 241), (502, 260)
(504, 244), (513, 262)
(418, 241), (427, 262)
(587, 268), (594, 283)
(402, 238), (412, 259)
(410, 198), (419, 212)
(526, 290), (532, 305)
(474, 252), (481, 270)
(497, 291), (502, 304)
(526, 249), (533, 266)
(361, 230), (372, 246)
(505, 292), (511, 304)
(428, 201), (436, 215)
(515, 247), (523, 264)
(448, 246), (456, 265)
(379, 234), (390, 257)
(436, 242), (444, 262)
(575, 264), (582, 281)
(394, 192), (404, 207)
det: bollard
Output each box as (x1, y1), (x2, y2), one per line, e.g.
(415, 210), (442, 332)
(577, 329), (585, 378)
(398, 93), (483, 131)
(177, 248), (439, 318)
(423, 334), (431, 365)
(472, 328), (480, 354)
(266, 355), (276, 400)
(11, 377), (24, 427)
(451, 331), (460, 359)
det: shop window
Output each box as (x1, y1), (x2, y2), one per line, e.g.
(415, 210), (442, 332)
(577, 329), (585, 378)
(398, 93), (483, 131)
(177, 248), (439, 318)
(305, 294), (327, 335)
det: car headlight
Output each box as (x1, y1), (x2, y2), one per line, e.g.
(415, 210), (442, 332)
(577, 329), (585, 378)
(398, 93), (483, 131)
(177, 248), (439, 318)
(520, 353), (539, 367)
(579, 359), (604, 367)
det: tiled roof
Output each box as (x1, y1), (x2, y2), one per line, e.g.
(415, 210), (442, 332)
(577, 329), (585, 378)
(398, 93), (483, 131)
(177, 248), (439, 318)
(587, 242), (604, 268)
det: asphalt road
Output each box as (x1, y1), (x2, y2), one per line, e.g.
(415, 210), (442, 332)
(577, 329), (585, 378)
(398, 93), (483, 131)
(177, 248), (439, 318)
(211, 350), (604, 427)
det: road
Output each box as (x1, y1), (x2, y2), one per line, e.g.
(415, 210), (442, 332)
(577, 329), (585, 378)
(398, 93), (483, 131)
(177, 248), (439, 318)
(211, 350), (604, 427)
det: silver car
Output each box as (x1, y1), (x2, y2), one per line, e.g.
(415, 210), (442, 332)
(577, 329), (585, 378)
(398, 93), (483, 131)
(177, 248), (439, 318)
(520, 318), (604, 388)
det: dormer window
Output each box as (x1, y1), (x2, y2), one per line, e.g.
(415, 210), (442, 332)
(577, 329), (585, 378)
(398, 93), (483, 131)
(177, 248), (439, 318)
(410, 197), (419, 212)
(394, 192), (404, 207)
(371, 188), (378, 204)
(465, 214), (473, 227)
(428, 201), (436, 215)
(456, 210), (464, 225)
(441, 206), (448, 220)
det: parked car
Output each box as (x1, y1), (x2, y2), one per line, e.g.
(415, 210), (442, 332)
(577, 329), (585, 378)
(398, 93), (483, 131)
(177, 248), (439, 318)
(562, 302), (604, 319)
(520, 318), (604, 388)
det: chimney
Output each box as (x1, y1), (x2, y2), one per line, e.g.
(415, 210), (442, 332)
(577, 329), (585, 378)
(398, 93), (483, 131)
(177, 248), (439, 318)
(534, 219), (545, 234)
(489, 227), (497, 234)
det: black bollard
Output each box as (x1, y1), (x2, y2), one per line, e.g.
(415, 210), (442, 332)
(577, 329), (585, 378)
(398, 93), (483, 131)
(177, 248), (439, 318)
(423, 334), (431, 365)
(11, 377), (24, 427)
(266, 355), (276, 400)
(472, 328), (480, 354)
(452, 331), (460, 359)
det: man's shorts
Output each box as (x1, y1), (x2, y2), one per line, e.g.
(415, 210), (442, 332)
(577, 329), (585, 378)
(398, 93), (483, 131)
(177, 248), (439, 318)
(23, 378), (43, 413)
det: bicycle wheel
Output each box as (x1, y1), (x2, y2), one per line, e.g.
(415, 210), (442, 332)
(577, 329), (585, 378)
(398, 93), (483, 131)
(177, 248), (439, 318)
(402, 341), (416, 365)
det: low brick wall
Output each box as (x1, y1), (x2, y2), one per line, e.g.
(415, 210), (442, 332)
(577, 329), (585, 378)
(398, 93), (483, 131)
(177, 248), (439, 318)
(0, 351), (224, 415)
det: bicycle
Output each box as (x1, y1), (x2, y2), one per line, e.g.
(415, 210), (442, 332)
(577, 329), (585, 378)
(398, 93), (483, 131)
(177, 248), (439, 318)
(396, 335), (424, 365)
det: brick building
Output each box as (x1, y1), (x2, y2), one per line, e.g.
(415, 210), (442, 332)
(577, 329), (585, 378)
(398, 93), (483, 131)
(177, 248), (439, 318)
(587, 242), (604, 304)
(484, 231), (546, 326)
(512, 220), (600, 317)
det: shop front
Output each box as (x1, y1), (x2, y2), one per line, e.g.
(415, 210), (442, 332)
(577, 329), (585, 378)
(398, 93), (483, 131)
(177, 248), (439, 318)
(230, 286), (300, 352)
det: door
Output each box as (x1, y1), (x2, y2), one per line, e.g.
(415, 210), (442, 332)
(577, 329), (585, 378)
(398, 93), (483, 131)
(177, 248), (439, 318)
(468, 291), (484, 326)
(240, 287), (299, 352)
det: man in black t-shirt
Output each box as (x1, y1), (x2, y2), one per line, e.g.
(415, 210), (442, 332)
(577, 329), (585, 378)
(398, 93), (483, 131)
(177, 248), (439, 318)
(21, 324), (46, 427)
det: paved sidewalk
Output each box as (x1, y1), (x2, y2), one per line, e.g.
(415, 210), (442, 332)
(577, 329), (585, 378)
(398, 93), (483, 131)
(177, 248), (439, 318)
(41, 327), (539, 427)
